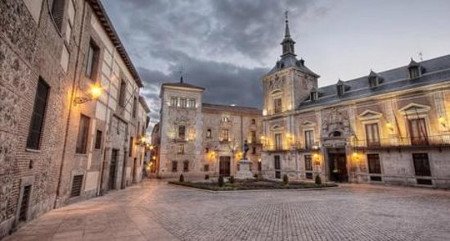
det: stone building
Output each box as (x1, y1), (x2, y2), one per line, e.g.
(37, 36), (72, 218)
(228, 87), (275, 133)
(0, 0), (149, 238)
(154, 81), (262, 178)
(261, 13), (450, 188)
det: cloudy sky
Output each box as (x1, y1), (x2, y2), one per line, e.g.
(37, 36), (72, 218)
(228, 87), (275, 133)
(102, 0), (450, 128)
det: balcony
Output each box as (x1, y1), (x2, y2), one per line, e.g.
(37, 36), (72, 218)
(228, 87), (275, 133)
(262, 145), (289, 152)
(351, 135), (450, 150)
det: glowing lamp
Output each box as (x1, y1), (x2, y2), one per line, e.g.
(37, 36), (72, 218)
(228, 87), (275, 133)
(73, 83), (103, 105)
(439, 116), (447, 128)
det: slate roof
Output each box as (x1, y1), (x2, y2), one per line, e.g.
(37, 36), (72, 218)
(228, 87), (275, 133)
(298, 54), (450, 110)
(202, 103), (261, 115)
(266, 55), (320, 77)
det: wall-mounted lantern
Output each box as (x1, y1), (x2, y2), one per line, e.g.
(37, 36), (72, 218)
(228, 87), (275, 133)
(73, 83), (103, 105)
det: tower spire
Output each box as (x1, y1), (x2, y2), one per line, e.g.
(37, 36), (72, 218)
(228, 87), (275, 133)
(281, 10), (296, 57)
(284, 10), (290, 38)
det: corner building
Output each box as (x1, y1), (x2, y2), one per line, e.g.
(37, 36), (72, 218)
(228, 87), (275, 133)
(156, 82), (262, 178)
(261, 14), (450, 188)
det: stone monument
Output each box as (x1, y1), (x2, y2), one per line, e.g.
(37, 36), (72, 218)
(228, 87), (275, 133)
(235, 140), (255, 180)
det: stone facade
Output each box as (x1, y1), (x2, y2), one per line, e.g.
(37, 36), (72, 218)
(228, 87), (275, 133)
(0, 0), (149, 238)
(155, 83), (262, 179)
(261, 14), (450, 188)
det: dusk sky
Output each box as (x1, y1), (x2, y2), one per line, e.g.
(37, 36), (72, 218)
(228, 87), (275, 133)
(102, 0), (450, 127)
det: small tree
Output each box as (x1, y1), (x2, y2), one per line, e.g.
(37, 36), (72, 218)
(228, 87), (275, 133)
(205, 174), (210, 180)
(315, 174), (322, 185)
(218, 176), (225, 187)
(229, 176), (235, 184)
(283, 174), (289, 185)
(179, 174), (184, 182)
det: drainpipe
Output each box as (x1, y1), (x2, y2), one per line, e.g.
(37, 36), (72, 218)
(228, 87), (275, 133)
(54, 1), (87, 208)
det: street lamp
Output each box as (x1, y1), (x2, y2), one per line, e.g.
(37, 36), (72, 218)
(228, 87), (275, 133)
(73, 83), (103, 105)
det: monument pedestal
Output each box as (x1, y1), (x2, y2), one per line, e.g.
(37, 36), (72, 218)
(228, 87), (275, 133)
(235, 159), (255, 180)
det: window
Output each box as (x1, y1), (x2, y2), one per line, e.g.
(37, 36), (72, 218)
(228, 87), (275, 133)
(337, 83), (344, 97)
(250, 131), (256, 143)
(206, 129), (212, 138)
(94, 130), (102, 149)
(275, 133), (282, 150)
(76, 114), (90, 154)
(85, 40), (99, 80)
(180, 98), (187, 108)
(369, 76), (379, 88)
(408, 118), (428, 145)
(171, 161), (178, 172)
(70, 175), (83, 197)
(188, 99), (196, 108)
(129, 137), (133, 157)
(252, 147), (256, 154)
(177, 144), (184, 154)
(178, 125), (186, 140)
(170, 97), (178, 107)
(183, 160), (189, 172)
(220, 129), (229, 142)
(365, 123), (380, 146)
(367, 154), (381, 174)
(27, 78), (50, 150)
(310, 91), (318, 101)
(50, 0), (66, 31)
(222, 116), (230, 122)
(205, 148), (209, 153)
(118, 80), (127, 107)
(274, 98), (282, 114)
(251, 119), (256, 124)
(409, 67), (420, 79)
(204, 164), (209, 172)
(305, 155), (312, 171)
(132, 97), (137, 118)
(304, 130), (314, 149)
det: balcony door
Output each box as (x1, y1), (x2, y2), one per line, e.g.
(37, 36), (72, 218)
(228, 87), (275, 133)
(408, 118), (428, 145)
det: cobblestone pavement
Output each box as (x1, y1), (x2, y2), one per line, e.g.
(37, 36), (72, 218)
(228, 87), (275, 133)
(5, 180), (450, 241)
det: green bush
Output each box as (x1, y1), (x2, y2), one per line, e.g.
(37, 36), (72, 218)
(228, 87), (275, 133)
(205, 174), (210, 180)
(229, 176), (235, 184)
(315, 174), (322, 185)
(283, 174), (289, 185)
(179, 174), (184, 182)
(218, 176), (225, 187)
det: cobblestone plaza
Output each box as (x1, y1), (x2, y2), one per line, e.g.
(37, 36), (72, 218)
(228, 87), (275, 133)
(6, 180), (450, 241)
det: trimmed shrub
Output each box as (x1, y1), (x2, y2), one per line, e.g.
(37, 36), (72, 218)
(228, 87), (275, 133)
(218, 176), (225, 187)
(229, 176), (235, 184)
(283, 174), (289, 185)
(315, 174), (322, 185)
(179, 174), (184, 182)
(205, 174), (210, 180)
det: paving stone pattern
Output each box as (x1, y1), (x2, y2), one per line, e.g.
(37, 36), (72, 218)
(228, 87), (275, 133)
(5, 180), (450, 241)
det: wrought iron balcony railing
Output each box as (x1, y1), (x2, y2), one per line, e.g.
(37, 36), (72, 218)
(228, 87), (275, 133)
(351, 135), (450, 149)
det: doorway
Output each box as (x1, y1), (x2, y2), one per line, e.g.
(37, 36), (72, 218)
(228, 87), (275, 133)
(274, 155), (281, 179)
(328, 152), (348, 182)
(219, 156), (231, 177)
(109, 149), (118, 190)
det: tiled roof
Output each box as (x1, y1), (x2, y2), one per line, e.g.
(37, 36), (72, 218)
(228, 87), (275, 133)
(202, 103), (261, 115)
(88, 0), (143, 87)
(298, 54), (450, 109)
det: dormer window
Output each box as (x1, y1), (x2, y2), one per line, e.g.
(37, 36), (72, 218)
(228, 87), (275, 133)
(336, 80), (344, 97)
(310, 91), (318, 101)
(368, 70), (382, 88)
(408, 58), (421, 79)
(409, 67), (420, 79)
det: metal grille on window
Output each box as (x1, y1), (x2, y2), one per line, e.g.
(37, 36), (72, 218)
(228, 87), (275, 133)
(70, 175), (83, 197)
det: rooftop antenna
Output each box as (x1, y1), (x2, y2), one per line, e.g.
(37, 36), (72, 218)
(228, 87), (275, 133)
(418, 52), (423, 61)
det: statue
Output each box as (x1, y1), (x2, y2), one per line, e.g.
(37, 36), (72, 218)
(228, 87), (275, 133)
(243, 140), (249, 159)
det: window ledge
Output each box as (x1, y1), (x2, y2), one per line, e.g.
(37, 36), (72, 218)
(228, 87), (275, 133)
(25, 148), (41, 153)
